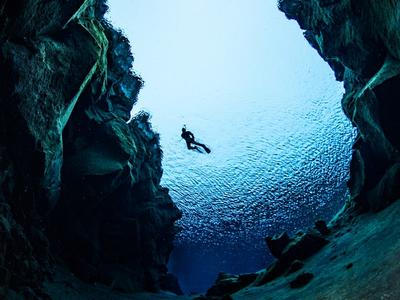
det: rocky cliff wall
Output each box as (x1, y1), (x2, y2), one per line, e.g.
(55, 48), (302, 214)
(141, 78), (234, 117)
(0, 0), (181, 298)
(279, 0), (400, 212)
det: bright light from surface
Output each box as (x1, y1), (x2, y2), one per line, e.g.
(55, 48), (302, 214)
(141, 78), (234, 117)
(107, 0), (355, 293)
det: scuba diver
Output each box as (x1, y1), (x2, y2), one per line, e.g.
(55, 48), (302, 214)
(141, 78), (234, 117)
(181, 126), (211, 154)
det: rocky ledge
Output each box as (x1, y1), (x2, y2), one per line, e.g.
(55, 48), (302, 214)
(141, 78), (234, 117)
(0, 0), (181, 298)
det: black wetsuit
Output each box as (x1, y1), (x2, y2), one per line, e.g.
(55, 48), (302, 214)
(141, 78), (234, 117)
(181, 130), (195, 149)
(181, 130), (210, 153)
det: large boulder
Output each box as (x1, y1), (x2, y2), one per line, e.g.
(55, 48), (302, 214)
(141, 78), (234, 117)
(256, 230), (328, 286)
(265, 232), (293, 259)
(206, 272), (258, 298)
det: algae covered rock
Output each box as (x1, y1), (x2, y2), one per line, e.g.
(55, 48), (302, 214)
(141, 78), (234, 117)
(0, 0), (181, 296)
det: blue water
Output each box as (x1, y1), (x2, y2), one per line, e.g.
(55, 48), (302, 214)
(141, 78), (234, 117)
(161, 90), (355, 293)
(107, 0), (356, 293)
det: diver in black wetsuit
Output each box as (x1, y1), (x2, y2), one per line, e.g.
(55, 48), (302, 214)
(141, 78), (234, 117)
(181, 126), (211, 153)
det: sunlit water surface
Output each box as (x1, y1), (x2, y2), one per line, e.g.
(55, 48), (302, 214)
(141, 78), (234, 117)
(107, 0), (356, 293)
(160, 87), (355, 293)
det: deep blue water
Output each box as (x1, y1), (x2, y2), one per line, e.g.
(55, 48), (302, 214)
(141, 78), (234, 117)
(160, 90), (355, 293)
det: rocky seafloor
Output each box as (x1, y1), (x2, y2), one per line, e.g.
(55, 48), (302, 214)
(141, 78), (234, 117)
(1, 0), (400, 299)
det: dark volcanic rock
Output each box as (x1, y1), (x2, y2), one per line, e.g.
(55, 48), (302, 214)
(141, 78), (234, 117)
(345, 263), (353, 270)
(314, 220), (330, 236)
(266, 232), (293, 259)
(206, 272), (258, 298)
(289, 272), (314, 289)
(286, 260), (304, 275)
(257, 230), (328, 286)
(281, 231), (328, 262)
(0, 0), (181, 296)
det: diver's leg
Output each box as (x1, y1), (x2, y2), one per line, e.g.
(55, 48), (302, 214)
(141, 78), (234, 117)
(193, 141), (211, 153)
(192, 141), (204, 148)
(186, 141), (197, 150)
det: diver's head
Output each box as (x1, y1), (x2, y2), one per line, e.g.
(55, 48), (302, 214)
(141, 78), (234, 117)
(182, 127), (186, 132)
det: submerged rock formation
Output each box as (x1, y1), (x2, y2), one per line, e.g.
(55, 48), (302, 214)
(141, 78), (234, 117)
(0, 0), (181, 298)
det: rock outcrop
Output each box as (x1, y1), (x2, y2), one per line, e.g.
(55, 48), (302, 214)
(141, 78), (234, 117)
(278, 0), (400, 212)
(255, 229), (328, 286)
(206, 273), (258, 299)
(0, 0), (181, 298)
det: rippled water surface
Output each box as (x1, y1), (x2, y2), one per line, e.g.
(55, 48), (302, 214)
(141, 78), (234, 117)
(160, 86), (355, 293)
(108, 0), (356, 293)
